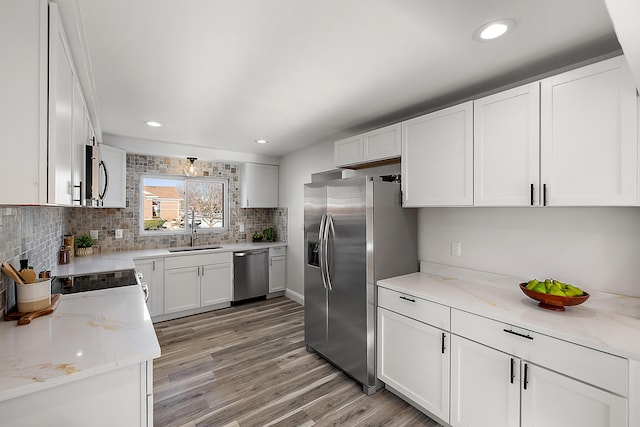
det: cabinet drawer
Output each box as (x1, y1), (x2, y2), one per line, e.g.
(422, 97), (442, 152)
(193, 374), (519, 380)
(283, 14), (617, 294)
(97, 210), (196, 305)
(378, 287), (450, 330)
(165, 252), (232, 269)
(451, 309), (628, 396)
(269, 247), (286, 257)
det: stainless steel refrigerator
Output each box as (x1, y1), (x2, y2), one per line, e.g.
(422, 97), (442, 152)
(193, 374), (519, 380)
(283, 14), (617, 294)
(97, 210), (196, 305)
(304, 175), (417, 394)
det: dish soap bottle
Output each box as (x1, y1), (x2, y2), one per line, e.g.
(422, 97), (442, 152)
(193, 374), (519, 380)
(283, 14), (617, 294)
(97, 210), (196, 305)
(19, 259), (37, 284)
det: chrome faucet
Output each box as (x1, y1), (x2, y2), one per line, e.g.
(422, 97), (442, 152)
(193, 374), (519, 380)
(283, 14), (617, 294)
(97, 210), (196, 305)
(190, 207), (198, 246)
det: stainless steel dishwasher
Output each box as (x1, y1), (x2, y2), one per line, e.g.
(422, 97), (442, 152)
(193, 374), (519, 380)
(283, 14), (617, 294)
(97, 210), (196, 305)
(233, 249), (269, 302)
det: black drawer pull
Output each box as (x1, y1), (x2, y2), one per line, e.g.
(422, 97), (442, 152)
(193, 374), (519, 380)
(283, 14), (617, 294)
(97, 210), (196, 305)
(441, 333), (446, 354)
(503, 329), (533, 340)
(399, 296), (415, 303)
(523, 363), (529, 390)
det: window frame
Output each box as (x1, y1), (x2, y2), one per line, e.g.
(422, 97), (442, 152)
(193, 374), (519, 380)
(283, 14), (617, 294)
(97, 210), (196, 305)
(139, 174), (230, 236)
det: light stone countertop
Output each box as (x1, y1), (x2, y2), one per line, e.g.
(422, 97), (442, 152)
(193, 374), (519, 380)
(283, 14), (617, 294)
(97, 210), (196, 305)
(378, 262), (640, 361)
(0, 285), (160, 402)
(52, 241), (287, 276)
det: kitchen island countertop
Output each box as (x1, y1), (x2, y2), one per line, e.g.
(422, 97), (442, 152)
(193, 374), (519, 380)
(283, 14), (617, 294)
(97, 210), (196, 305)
(378, 262), (640, 361)
(53, 241), (287, 277)
(0, 285), (160, 403)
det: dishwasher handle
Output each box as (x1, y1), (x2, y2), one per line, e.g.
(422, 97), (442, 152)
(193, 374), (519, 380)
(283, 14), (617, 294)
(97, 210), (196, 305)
(234, 249), (268, 257)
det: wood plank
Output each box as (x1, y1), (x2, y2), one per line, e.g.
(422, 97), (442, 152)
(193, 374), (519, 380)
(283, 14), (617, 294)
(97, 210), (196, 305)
(153, 297), (441, 426)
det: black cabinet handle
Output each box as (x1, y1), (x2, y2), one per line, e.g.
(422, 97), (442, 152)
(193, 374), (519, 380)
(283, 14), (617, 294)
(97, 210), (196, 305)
(510, 358), (515, 384)
(543, 184), (547, 206)
(530, 184), (534, 206)
(399, 296), (415, 303)
(503, 328), (533, 340)
(523, 363), (529, 390)
(441, 333), (446, 354)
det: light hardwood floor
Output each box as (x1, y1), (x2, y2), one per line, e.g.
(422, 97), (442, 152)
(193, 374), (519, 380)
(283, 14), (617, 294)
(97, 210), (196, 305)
(153, 297), (441, 427)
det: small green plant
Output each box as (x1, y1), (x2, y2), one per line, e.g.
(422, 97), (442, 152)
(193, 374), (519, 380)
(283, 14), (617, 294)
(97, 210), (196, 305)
(263, 227), (276, 242)
(75, 235), (94, 248)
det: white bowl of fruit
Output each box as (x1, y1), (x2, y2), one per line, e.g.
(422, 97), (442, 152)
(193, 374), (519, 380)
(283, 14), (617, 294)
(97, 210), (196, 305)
(519, 279), (589, 311)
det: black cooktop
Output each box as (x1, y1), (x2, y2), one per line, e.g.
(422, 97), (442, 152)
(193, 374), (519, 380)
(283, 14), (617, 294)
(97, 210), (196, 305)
(54, 269), (138, 295)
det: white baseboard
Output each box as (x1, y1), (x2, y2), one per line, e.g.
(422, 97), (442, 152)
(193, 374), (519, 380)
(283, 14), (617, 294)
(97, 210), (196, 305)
(285, 288), (304, 305)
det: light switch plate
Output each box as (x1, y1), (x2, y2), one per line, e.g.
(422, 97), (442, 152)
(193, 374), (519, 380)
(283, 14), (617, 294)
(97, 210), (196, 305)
(115, 229), (123, 239)
(239, 223), (245, 232)
(90, 230), (99, 240)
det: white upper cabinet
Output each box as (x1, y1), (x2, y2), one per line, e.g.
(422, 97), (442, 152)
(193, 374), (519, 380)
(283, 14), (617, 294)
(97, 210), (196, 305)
(0, 0), (48, 205)
(48, 7), (74, 206)
(100, 144), (127, 208)
(540, 56), (638, 206)
(334, 134), (364, 167)
(239, 163), (279, 208)
(0, 0), (97, 206)
(402, 101), (474, 207)
(474, 83), (541, 206)
(335, 123), (401, 168)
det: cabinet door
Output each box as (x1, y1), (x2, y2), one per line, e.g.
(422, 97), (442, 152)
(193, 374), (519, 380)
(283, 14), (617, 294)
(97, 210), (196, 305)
(377, 308), (450, 423)
(450, 336), (519, 427)
(268, 255), (286, 293)
(71, 81), (86, 206)
(521, 363), (628, 427)
(135, 258), (164, 318)
(164, 266), (200, 314)
(48, 4), (74, 206)
(541, 56), (638, 206)
(334, 135), (364, 167)
(240, 163), (279, 207)
(363, 123), (401, 162)
(474, 83), (540, 206)
(100, 144), (127, 208)
(402, 101), (473, 206)
(200, 263), (233, 306)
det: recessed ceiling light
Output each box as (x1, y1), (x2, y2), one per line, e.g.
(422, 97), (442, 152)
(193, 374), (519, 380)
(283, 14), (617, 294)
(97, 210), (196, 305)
(145, 121), (164, 127)
(255, 139), (268, 144)
(473, 19), (516, 42)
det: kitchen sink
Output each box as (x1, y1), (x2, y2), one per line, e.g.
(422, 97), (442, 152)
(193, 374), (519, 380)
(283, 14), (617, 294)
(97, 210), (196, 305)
(168, 245), (223, 252)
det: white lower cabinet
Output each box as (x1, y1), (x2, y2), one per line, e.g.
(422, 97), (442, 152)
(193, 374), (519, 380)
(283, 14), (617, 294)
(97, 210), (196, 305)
(377, 285), (631, 426)
(450, 336), (519, 427)
(164, 252), (233, 315)
(135, 258), (164, 318)
(268, 247), (286, 293)
(521, 363), (628, 427)
(0, 361), (152, 426)
(377, 307), (450, 423)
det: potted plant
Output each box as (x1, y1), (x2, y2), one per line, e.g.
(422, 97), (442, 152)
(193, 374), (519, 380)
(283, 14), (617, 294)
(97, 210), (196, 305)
(75, 235), (94, 256)
(263, 227), (276, 242)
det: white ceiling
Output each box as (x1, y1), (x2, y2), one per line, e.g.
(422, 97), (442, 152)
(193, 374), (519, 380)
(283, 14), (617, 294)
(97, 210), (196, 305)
(72, 0), (620, 158)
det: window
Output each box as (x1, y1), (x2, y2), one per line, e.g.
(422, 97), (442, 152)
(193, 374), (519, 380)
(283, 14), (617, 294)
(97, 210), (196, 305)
(141, 175), (228, 234)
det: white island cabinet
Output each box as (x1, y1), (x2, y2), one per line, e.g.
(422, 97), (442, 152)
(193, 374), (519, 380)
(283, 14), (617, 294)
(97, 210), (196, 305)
(0, 286), (160, 427)
(377, 263), (640, 427)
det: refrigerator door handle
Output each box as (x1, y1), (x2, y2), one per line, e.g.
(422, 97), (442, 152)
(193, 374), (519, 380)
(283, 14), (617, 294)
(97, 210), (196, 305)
(325, 214), (334, 290)
(319, 214), (328, 289)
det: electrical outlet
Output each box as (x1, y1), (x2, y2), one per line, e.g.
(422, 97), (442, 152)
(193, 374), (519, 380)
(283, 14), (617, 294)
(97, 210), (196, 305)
(239, 223), (245, 232)
(115, 229), (123, 239)
(90, 230), (99, 240)
(451, 241), (462, 257)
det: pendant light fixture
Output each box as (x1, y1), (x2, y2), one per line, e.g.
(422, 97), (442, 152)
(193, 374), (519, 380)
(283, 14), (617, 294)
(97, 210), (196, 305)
(185, 157), (198, 176)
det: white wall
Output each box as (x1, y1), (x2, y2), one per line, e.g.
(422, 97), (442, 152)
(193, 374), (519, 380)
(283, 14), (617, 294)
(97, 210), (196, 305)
(419, 207), (640, 297)
(279, 141), (335, 299)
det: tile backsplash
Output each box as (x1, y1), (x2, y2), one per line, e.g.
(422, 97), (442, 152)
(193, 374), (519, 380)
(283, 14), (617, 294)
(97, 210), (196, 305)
(0, 206), (65, 315)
